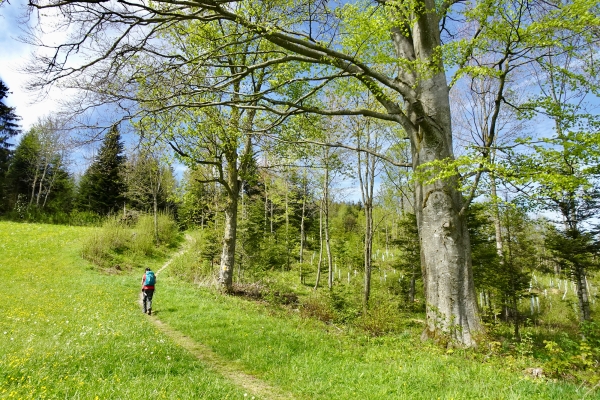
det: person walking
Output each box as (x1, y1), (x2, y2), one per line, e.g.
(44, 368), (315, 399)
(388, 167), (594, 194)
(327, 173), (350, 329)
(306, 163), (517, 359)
(141, 267), (156, 315)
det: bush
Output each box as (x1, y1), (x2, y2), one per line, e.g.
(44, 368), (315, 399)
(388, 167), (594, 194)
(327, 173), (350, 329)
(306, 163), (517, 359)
(156, 213), (180, 247)
(300, 292), (336, 323)
(81, 218), (131, 269)
(130, 215), (156, 256)
(169, 229), (219, 284)
(81, 213), (181, 270)
(68, 211), (103, 226)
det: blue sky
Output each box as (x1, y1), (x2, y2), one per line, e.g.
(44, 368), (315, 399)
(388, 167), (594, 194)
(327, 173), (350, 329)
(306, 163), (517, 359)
(0, 0), (65, 132)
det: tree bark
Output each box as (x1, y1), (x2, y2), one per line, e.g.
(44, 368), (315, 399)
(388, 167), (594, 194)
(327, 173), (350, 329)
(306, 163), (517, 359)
(299, 174), (307, 264)
(357, 122), (377, 312)
(575, 270), (591, 322)
(363, 205), (373, 311)
(218, 165), (239, 291)
(387, 0), (482, 346)
(323, 153), (333, 290)
(406, 37), (479, 348)
(153, 192), (159, 246)
(314, 205), (323, 290)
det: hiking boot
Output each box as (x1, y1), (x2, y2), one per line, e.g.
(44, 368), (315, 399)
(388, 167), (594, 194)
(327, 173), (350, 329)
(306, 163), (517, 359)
(148, 309), (152, 316)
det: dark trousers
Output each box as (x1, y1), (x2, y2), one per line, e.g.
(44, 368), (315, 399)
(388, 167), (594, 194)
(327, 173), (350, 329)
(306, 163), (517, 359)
(142, 289), (154, 313)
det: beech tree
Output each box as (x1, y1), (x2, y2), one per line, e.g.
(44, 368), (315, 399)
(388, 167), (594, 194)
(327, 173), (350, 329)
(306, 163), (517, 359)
(25, 0), (478, 345)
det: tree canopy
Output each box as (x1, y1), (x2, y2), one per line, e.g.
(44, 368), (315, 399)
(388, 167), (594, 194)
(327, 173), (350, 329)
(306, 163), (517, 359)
(20, 0), (600, 346)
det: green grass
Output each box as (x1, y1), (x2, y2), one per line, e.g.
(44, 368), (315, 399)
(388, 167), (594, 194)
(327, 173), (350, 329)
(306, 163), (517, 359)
(0, 222), (245, 399)
(1, 221), (597, 399)
(157, 274), (595, 399)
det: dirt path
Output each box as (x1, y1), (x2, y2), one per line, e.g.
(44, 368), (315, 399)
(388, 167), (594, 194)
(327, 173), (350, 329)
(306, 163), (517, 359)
(156, 233), (194, 275)
(147, 235), (297, 400)
(150, 318), (296, 400)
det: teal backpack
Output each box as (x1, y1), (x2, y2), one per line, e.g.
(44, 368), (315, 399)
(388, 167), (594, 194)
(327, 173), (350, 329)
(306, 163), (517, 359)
(144, 271), (156, 286)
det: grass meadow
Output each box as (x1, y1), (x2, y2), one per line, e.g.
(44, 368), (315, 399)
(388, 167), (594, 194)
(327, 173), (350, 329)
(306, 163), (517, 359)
(156, 277), (596, 399)
(1, 221), (597, 399)
(0, 222), (244, 399)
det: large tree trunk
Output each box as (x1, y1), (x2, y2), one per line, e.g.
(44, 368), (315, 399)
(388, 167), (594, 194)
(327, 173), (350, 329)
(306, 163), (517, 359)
(406, 13), (480, 347)
(414, 148), (480, 346)
(218, 162), (239, 292)
(386, 0), (482, 346)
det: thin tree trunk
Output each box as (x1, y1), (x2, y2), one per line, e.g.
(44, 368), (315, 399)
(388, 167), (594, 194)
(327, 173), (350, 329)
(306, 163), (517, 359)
(153, 193), (159, 246)
(299, 174), (306, 264)
(42, 157), (62, 208)
(218, 159), (240, 292)
(323, 158), (333, 290)
(490, 173), (504, 259)
(409, 267), (416, 303)
(574, 265), (591, 321)
(36, 162), (49, 207)
(363, 206), (373, 311)
(264, 179), (269, 234)
(29, 167), (39, 206)
(285, 179), (290, 271)
(358, 126), (376, 312)
(314, 205), (323, 290)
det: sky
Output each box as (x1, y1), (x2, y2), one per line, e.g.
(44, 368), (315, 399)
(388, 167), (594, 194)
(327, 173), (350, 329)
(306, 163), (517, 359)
(0, 0), (67, 132)
(0, 1), (199, 180)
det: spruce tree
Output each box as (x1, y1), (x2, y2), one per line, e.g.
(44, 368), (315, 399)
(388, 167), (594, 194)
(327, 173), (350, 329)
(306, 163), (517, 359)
(0, 80), (21, 212)
(77, 125), (127, 215)
(0, 80), (21, 151)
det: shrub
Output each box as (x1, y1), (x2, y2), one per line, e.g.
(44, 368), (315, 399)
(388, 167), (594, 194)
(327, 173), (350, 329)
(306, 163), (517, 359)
(68, 211), (103, 226)
(300, 292), (336, 323)
(169, 229), (219, 284)
(81, 217), (131, 268)
(156, 213), (180, 247)
(81, 213), (181, 270)
(130, 215), (157, 256)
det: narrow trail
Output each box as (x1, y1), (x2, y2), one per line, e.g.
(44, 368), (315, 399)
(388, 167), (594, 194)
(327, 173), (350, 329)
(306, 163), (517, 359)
(156, 233), (194, 275)
(145, 235), (297, 400)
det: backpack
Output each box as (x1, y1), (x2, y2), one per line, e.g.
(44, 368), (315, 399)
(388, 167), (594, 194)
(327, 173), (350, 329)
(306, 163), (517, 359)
(144, 271), (156, 286)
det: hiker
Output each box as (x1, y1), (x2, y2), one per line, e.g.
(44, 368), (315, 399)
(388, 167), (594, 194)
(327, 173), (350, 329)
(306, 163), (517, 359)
(141, 267), (156, 315)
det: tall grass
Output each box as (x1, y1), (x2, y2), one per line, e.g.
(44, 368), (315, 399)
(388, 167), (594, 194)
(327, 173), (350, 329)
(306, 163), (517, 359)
(81, 212), (181, 271)
(0, 222), (246, 399)
(169, 229), (219, 285)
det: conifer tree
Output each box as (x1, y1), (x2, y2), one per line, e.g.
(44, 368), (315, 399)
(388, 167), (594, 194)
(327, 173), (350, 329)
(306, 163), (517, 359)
(77, 125), (127, 215)
(0, 80), (21, 212)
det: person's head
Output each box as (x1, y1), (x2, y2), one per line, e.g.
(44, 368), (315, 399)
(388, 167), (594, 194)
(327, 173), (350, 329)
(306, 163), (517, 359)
(145, 267), (150, 272)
